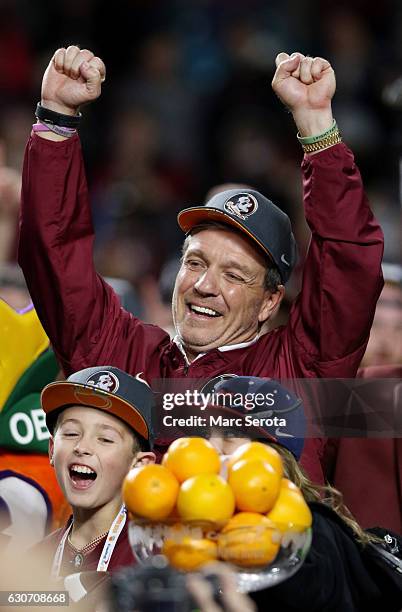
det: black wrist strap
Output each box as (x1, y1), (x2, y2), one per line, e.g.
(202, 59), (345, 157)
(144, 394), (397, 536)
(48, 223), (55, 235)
(35, 102), (81, 128)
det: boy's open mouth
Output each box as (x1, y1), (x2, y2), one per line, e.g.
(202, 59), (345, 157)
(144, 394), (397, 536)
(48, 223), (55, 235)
(68, 463), (97, 490)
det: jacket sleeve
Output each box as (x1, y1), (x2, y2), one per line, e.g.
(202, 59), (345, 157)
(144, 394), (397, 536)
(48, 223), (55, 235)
(18, 134), (169, 377)
(286, 142), (384, 377)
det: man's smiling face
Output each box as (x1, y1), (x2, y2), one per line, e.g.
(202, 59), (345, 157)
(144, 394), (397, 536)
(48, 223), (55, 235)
(172, 228), (283, 361)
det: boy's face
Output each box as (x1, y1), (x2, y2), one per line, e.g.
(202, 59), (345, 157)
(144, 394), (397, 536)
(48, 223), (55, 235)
(49, 406), (146, 511)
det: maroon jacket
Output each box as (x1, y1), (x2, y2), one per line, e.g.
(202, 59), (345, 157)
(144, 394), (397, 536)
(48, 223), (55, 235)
(18, 136), (384, 482)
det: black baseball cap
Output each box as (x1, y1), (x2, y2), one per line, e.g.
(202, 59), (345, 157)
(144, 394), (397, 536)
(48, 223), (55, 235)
(41, 366), (154, 448)
(201, 376), (306, 459)
(177, 189), (297, 284)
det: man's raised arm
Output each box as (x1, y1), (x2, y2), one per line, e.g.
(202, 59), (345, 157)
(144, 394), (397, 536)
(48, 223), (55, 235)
(18, 47), (169, 376)
(272, 53), (384, 376)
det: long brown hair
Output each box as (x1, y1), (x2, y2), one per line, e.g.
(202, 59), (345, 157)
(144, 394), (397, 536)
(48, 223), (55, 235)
(270, 442), (381, 546)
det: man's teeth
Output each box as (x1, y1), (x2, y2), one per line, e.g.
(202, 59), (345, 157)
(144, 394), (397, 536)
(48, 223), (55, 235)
(190, 305), (219, 317)
(70, 465), (96, 475)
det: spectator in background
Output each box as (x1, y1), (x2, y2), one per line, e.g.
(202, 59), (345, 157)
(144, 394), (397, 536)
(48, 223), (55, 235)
(91, 104), (184, 288)
(0, 264), (29, 311)
(361, 263), (402, 369)
(0, 106), (33, 264)
(116, 32), (201, 167)
(0, 154), (21, 264)
(324, 264), (402, 533)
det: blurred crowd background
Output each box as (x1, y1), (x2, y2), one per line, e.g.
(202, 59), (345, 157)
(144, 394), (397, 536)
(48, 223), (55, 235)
(0, 0), (401, 331)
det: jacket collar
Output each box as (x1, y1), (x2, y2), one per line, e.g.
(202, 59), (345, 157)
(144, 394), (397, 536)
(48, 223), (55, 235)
(172, 334), (259, 365)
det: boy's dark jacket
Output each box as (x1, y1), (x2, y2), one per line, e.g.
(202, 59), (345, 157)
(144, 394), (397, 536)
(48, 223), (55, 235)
(252, 502), (402, 612)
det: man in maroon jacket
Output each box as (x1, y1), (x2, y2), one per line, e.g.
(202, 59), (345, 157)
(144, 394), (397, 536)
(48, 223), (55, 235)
(18, 47), (384, 483)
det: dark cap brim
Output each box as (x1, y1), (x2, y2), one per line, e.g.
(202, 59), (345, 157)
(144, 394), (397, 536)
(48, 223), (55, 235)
(41, 381), (149, 440)
(178, 207), (275, 265)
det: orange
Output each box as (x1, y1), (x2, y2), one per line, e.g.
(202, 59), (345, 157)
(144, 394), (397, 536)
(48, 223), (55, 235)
(280, 478), (302, 492)
(122, 464), (179, 521)
(226, 441), (283, 477)
(221, 511), (274, 532)
(177, 473), (235, 526)
(267, 478), (312, 532)
(228, 459), (281, 513)
(162, 534), (218, 571)
(218, 512), (280, 567)
(162, 437), (220, 483)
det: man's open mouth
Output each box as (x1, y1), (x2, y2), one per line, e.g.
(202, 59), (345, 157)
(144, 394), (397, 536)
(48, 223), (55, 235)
(68, 463), (97, 489)
(187, 303), (222, 318)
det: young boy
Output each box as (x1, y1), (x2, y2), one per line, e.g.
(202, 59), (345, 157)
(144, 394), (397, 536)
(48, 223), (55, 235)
(36, 366), (155, 578)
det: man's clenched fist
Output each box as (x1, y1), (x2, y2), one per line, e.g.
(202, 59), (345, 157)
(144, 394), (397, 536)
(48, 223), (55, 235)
(272, 52), (335, 137)
(41, 46), (106, 116)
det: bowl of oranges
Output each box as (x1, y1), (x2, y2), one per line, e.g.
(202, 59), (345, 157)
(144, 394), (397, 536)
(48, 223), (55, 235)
(122, 438), (312, 592)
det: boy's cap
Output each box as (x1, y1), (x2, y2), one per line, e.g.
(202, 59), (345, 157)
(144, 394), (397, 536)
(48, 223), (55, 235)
(202, 376), (306, 459)
(41, 366), (154, 447)
(177, 189), (297, 284)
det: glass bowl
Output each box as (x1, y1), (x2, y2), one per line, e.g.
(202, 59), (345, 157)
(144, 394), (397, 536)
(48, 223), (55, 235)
(128, 519), (312, 592)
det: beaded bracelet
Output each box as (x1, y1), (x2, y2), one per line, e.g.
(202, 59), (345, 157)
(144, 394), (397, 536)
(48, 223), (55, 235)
(301, 130), (342, 153)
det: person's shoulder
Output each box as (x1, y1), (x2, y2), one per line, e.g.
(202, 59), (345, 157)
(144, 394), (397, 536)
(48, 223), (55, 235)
(308, 501), (358, 547)
(309, 501), (347, 527)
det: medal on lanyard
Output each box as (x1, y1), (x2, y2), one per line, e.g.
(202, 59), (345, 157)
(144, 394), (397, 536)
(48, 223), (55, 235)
(73, 552), (84, 569)
(51, 505), (127, 578)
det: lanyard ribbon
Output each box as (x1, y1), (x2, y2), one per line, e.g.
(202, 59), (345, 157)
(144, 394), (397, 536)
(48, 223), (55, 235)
(51, 504), (127, 578)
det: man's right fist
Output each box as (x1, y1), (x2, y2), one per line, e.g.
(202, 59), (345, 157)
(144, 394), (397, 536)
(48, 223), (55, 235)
(41, 46), (106, 116)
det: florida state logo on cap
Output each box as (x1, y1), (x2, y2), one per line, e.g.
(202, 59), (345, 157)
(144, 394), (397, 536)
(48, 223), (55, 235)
(224, 193), (258, 220)
(85, 370), (120, 393)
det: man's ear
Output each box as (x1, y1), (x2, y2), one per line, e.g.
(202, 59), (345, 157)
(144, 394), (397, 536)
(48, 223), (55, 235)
(48, 437), (55, 466)
(258, 285), (285, 324)
(132, 451), (156, 468)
